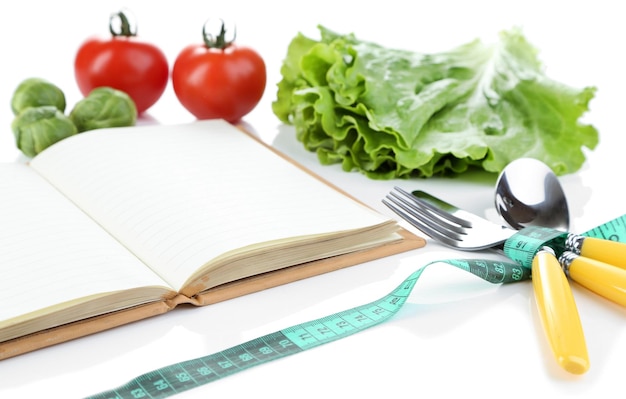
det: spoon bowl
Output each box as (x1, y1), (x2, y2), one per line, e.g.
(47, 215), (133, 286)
(495, 158), (570, 231)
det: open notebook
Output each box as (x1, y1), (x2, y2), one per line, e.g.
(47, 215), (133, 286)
(0, 119), (424, 360)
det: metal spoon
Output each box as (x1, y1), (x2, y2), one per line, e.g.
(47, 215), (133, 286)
(494, 158), (570, 231)
(495, 159), (626, 374)
(495, 158), (588, 375)
(495, 157), (626, 302)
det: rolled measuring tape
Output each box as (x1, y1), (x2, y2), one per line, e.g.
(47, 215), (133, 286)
(86, 214), (626, 399)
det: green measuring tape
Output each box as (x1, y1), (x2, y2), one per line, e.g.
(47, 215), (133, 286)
(503, 226), (567, 266)
(86, 258), (529, 399)
(582, 215), (626, 242)
(86, 214), (626, 399)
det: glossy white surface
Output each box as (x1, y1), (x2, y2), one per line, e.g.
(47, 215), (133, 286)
(1, 1), (624, 397)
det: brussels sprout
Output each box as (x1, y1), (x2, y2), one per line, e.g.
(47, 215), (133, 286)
(11, 106), (78, 157)
(69, 87), (137, 132)
(11, 78), (66, 115)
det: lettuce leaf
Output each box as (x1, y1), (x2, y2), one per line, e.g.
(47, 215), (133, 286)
(272, 26), (599, 179)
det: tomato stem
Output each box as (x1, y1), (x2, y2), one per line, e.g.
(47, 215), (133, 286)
(109, 9), (137, 37)
(202, 18), (236, 49)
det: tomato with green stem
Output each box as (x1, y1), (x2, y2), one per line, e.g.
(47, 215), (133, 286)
(74, 10), (169, 114)
(172, 19), (266, 122)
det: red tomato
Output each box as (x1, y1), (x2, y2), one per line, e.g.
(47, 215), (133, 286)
(172, 20), (266, 123)
(74, 11), (169, 114)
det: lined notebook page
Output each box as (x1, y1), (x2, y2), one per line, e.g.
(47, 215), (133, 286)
(0, 164), (171, 325)
(30, 120), (393, 291)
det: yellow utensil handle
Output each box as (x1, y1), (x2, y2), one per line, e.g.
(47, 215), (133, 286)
(580, 236), (626, 269)
(566, 254), (626, 307)
(532, 250), (589, 375)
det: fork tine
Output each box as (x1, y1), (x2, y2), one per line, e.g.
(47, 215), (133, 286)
(383, 196), (461, 248)
(383, 192), (467, 248)
(387, 189), (466, 235)
(384, 187), (515, 251)
(394, 187), (472, 227)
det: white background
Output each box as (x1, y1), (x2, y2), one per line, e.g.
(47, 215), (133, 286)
(1, 1), (625, 398)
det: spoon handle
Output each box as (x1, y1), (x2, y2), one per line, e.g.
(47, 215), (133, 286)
(560, 252), (626, 307)
(532, 249), (589, 375)
(566, 235), (626, 269)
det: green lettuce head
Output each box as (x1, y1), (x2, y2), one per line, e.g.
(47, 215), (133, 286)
(273, 26), (599, 179)
(11, 78), (66, 115)
(69, 87), (137, 132)
(11, 105), (78, 157)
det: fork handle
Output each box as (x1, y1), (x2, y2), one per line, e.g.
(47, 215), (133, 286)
(532, 249), (589, 375)
(567, 235), (626, 269)
(560, 252), (626, 307)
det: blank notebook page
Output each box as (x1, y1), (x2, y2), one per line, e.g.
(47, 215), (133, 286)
(30, 120), (392, 291)
(0, 163), (170, 324)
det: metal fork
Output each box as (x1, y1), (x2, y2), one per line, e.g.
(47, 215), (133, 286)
(382, 186), (590, 375)
(382, 186), (515, 251)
